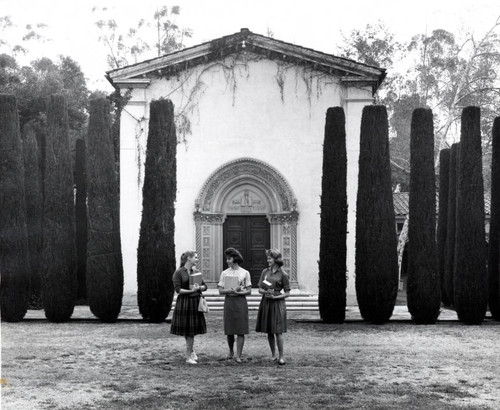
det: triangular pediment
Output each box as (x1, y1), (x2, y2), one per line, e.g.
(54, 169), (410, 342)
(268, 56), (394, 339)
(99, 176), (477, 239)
(106, 28), (386, 93)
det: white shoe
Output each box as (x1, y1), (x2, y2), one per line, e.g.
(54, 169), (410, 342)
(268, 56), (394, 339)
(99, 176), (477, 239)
(186, 358), (198, 365)
(190, 351), (198, 361)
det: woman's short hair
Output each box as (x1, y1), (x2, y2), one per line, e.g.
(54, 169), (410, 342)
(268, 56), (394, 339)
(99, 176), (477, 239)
(180, 250), (197, 267)
(224, 247), (243, 264)
(266, 249), (284, 267)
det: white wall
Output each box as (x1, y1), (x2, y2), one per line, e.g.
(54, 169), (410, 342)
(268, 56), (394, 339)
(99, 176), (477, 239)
(120, 55), (373, 297)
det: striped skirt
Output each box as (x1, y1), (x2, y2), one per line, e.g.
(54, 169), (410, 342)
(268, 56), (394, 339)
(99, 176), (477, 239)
(255, 297), (287, 334)
(170, 294), (207, 336)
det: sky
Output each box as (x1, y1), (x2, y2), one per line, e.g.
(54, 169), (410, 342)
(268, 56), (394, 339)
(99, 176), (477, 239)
(1, 0), (500, 91)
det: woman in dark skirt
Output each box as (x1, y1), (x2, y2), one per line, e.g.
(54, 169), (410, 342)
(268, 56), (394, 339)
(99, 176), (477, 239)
(170, 251), (207, 364)
(255, 249), (291, 365)
(218, 248), (252, 363)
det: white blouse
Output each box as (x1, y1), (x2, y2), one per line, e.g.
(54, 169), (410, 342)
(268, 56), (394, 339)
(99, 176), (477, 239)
(218, 267), (252, 288)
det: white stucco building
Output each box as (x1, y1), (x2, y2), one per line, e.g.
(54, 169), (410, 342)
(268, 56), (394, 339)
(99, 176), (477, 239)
(106, 29), (385, 301)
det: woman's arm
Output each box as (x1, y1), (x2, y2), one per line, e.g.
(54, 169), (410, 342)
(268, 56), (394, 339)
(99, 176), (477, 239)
(268, 290), (290, 300)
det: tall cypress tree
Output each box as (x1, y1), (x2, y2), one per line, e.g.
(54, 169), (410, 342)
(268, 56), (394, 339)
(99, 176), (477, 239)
(22, 121), (44, 309)
(355, 105), (399, 324)
(0, 94), (31, 322)
(137, 99), (176, 323)
(488, 117), (500, 320)
(407, 108), (440, 323)
(319, 107), (347, 324)
(74, 138), (88, 302)
(87, 98), (123, 322)
(443, 143), (459, 306)
(437, 148), (451, 306)
(455, 106), (487, 324)
(42, 94), (77, 322)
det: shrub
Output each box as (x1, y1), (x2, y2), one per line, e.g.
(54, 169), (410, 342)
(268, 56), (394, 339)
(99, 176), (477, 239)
(0, 94), (31, 322)
(437, 148), (451, 306)
(319, 107), (347, 324)
(137, 99), (176, 322)
(86, 98), (123, 322)
(443, 143), (459, 306)
(22, 121), (44, 309)
(42, 94), (77, 322)
(488, 117), (500, 321)
(74, 138), (88, 302)
(355, 105), (399, 324)
(407, 108), (440, 323)
(454, 107), (487, 324)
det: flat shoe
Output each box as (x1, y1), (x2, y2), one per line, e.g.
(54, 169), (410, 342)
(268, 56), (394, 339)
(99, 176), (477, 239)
(272, 357), (278, 361)
(186, 358), (198, 365)
(234, 357), (242, 363)
(278, 359), (286, 365)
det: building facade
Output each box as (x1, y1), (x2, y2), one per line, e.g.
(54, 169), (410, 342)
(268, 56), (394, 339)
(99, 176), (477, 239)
(106, 29), (385, 299)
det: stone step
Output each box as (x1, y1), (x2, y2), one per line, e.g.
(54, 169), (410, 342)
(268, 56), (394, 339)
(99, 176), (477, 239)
(172, 294), (319, 311)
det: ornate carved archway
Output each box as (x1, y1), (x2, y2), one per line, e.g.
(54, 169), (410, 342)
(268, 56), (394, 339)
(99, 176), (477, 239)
(194, 157), (298, 286)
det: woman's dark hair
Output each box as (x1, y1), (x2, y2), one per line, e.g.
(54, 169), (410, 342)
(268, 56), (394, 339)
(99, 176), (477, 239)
(266, 249), (284, 267)
(224, 247), (243, 264)
(180, 250), (197, 267)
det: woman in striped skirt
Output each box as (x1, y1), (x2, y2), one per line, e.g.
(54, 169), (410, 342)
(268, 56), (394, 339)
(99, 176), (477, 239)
(218, 248), (252, 363)
(255, 249), (291, 365)
(170, 251), (207, 364)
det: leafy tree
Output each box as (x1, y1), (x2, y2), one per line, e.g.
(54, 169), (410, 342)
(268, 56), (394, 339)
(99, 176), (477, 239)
(22, 120), (43, 309)
(437, 148), (451, 306)
(443, 143), (460, 305)
(355, 105), (399, 324)
(340, 20), (500, 189)
(0, 94), (30, 321)
(75, 138), (87, 303)
(137, 99), (176, 323)
(86, 98), (123, 322)
(0, 15), (49, 57)
(454, 107), (487, 324)
(488, 117), (500, 320)
(407, 108), (440, 323)
(93, 5), (192, 69)
(42, 94), (77, 322)
(319, 107), (347, 324)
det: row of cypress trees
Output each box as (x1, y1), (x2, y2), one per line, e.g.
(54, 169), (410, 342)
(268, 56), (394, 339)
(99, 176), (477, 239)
(319, 104), (498, 324)
(0, 94), (124, 322)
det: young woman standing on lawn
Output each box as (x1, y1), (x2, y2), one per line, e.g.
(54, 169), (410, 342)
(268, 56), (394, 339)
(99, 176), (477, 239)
(217, 248), (252, 363)
(170, 251), (207, 364)
(255, 249), (291, 365)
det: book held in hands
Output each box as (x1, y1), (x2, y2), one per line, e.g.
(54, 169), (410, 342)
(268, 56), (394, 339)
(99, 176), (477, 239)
(223, 275), (240, 290)
(261, 278), (273, 290)
(189, 272), (203, 289)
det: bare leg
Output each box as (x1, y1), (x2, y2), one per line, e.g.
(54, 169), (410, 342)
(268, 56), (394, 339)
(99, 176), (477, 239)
(267, 333), (276, 359)
(227, 335), (235, 358)
(235, 335), (245, 361)
(276, 334), (284, 359)
(185, 336), (194, 359)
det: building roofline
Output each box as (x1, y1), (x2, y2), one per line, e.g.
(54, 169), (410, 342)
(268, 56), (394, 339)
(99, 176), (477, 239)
(106, 28), (386, 93)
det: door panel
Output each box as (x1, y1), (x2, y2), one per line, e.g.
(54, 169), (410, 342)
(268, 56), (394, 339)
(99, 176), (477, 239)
(223, 216), (270, 287)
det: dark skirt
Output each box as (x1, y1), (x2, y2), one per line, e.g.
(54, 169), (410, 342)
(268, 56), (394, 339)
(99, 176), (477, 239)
(170, 294), (207, 336)
(255, 297), (287, 334)
(223, 295), (249, 335)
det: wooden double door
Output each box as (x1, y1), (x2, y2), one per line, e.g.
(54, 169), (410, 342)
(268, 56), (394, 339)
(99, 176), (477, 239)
(223, 216), (270, 287)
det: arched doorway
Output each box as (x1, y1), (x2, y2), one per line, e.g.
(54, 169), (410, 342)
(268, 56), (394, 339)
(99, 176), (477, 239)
(194, 158), (298, 288)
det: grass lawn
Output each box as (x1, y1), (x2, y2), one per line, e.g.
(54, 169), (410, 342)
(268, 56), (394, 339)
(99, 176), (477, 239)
(2, 309), (500, 409)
